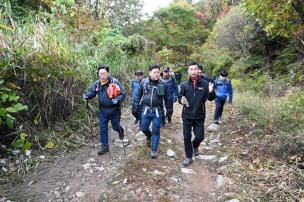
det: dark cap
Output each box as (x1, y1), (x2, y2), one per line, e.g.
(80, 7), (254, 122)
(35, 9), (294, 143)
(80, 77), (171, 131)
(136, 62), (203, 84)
(163, 66), (171, 72)
(220, 70), (228, 77)
(135, 70), (143, 76)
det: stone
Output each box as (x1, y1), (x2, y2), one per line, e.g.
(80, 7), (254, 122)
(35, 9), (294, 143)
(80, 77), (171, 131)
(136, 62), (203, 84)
(166, 139), (173, 144)
(181, 168), (196, 174)
(2, 167), (8, 172)
(54, 191), (61, 199)
(75, 192), (85, 198)
(136, 187), (143, 194)
(225, 199), (240, 202)
(196, 155), (217, 161)
(39, 155), (46, 159)
(82, 163), (91, 170)
(216, 175), (229, 188)
(95, 166), (105, 172)
(153, 170), (164, 176)
(123, 178), (128, 185)
(166, 149), (176, 158)
(65, 186), (71, 192)
(224, 192), (235, 199)
(209, 139), (220, 146)
(219, 156), (228, 163)
(88, 158), (95, 162)
(207, 123), (220, 132)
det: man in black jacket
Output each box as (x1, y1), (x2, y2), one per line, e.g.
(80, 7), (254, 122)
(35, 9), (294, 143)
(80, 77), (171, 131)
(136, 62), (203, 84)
(179, 61), (215, 166)
(134, 64), (170, 159)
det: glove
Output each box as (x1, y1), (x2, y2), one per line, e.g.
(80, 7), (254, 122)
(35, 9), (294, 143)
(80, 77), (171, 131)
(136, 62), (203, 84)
(173, 96), (178, 103)
(112, 98), (118, 104)
(83, 93), (89, 100)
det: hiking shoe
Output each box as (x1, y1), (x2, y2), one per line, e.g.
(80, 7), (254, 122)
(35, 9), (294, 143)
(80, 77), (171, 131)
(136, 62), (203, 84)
(151, 151), (157, 159)
(193, 147), (199, 156)
(214, 120), (219, 125)
(218, 119), (222, 124)
(182, 158), (192, 167)
(167, 116), (172, 124)
(97, 146), (109, 155)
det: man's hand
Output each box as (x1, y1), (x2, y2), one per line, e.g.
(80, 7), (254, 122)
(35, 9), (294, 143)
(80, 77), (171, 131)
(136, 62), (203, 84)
(112, 98), (118, 104)
(181, 96), (189, 107)
(208, 82), (214, 93)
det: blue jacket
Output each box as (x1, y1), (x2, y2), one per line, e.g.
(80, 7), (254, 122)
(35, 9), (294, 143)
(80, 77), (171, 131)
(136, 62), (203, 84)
(161, 76), (178, 100)
(84, 76), (126, 109)
(131, 79), (141, 103)
(214, 77), (233, 103)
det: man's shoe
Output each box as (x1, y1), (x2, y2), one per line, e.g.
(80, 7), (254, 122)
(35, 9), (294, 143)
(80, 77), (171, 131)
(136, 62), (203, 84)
(97, 146), (109, 155)
(167, 116), (172, 124)
(151, 151), (157, 159)
(214, 120), (219, 125)
(193, 147), (199, 156)
(182, 158), (192, 167)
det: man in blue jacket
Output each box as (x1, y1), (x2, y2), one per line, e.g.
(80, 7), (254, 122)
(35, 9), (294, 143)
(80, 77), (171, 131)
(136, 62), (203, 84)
(83, 65), (126, 155)
(213, 69), (233, 124)
(131, 70), (144, 125)
(161, 66), (178, 124)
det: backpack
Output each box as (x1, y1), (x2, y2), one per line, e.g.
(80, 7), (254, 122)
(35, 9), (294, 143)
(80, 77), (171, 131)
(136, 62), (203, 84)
(107, 79), (121, 99)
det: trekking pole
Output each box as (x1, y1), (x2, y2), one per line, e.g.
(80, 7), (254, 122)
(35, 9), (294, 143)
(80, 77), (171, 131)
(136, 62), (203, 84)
(86, 99), (95, 148)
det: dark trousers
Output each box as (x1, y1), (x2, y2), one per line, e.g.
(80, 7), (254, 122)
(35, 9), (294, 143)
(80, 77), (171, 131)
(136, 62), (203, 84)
(99, 109), (124, 146)
(214, 97), (226, 122)
(182, 118), (205, 158)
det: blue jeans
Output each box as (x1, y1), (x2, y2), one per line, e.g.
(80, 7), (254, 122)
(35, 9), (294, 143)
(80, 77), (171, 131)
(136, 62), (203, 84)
(140, 108), (162, 152)
(99, 109), (124, 146)
(214, 97), (226, 122)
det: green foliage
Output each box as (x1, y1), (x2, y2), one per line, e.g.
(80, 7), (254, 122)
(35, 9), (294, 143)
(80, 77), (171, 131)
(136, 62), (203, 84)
(229, 55), (264, 77)
(13, 132), (32, 151)
(0, 79), (28, 129)
(242, 0), (303, 38)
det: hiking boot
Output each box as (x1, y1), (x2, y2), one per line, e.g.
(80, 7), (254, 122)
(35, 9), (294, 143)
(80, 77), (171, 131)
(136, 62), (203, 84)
(182, 158), (192, 167)
(193, 147), (199, 156)
(218, 119), (222, 124)
(214, 120), (219, 125)
(97, 146), (109, 155)
(167, 116), (172, 124)
(119, 127), (124, 140)
(151, 151), (157, 159)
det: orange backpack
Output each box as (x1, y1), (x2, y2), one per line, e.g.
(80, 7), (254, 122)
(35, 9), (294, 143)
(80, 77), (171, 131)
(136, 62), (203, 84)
(107, 79), (121, 99)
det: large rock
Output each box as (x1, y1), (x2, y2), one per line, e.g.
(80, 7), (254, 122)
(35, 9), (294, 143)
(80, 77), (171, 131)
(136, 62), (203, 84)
(166, 149), (176, 158)
(207, 123), (220, 132)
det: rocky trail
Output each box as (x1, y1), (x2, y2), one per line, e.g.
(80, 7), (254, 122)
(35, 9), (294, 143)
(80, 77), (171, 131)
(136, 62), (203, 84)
(2, 102), (242, 202)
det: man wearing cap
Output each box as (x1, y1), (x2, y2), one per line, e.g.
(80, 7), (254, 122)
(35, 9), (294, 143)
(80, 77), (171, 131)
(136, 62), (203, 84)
(161, 66), (178, 124)
(131, 70), (144, 125)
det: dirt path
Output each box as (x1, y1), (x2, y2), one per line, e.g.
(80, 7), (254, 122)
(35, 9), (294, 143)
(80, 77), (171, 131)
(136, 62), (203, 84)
(4, 102), (236, 202)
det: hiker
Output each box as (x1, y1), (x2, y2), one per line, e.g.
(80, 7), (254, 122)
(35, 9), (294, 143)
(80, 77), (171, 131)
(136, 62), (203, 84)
(83, 65), (126, 155)
(161, 66), (178, 124)
(174, 71), (182, 85)
(134, 64), (170, 158)
(213, 69), (233, 124)
(198, 64), (216, 98)
(179, 61), (215, 166)
(131, 70), (144, 125)
(198, 64), (213, 83)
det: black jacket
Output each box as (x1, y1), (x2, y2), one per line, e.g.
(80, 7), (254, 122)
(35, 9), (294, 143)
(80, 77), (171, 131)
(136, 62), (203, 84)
(179, 77), (215, 120)
(135, 77), (170, 111)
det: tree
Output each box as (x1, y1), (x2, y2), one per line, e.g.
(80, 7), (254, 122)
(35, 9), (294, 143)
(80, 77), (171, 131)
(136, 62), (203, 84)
(147, 3), (209, 64)
(214, 6), (259, 57)
(242, 0), (304, 38)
